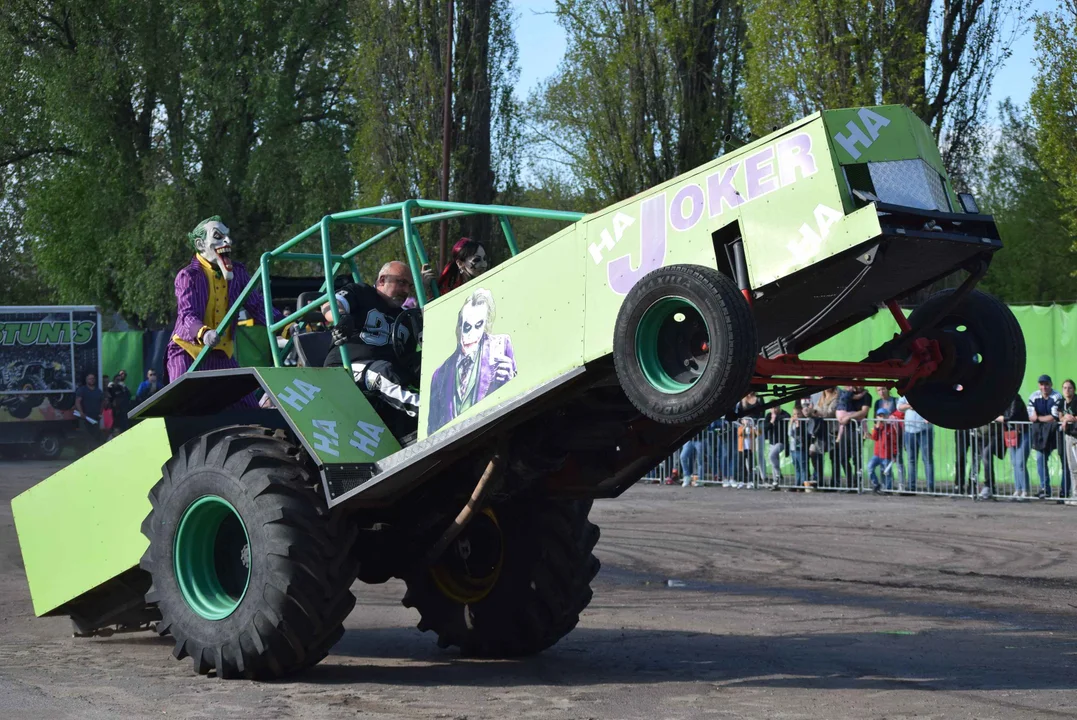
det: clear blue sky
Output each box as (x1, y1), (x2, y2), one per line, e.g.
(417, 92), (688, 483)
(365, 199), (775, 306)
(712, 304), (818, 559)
(513, 1), (566, 100)
(512, 0), (1058, 113)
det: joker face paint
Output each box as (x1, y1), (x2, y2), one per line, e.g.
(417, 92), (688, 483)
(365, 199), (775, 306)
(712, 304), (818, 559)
(189, 216), (234, 280)
(458, 244), (488, 279)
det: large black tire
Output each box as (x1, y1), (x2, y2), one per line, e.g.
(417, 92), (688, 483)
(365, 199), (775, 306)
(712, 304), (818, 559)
(613, 264), (757, 425)
(904, 289), (1026, 429)
(9, 398), (38, 419)
(49, 393), (75, 411)
(402, 498), (600, 657)
(35, 432), (62, 459)
(140, 426), (358, 679)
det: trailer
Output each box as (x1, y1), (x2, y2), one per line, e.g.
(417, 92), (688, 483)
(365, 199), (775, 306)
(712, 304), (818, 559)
(0, 305), (102, 458)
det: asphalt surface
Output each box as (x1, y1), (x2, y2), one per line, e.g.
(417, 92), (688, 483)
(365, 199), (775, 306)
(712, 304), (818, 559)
(3, 460), (1077, 719)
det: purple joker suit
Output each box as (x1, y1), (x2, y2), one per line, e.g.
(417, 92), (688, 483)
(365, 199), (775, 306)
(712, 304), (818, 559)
(166, 258), (280, 406)
(427, 334), (516, 435)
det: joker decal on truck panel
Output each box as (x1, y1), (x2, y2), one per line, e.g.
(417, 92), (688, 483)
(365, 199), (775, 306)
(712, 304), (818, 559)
(165, 216), (281, 407)
(427, 288), (517, 435)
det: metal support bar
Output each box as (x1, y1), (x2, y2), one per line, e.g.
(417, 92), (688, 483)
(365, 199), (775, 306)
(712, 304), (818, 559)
(865, 258), (989, 363)
(886, 299), (912, 333)
(753, 340), (942, 388)
(400, 202), (429, 307)
(271, 292), (330, 333)
(499, 215), (520, 256)
(321, 216), (351, 369)
(196, 198), (581, 373)
(426, 445), (505, 564)
(413, 198), (585, 222)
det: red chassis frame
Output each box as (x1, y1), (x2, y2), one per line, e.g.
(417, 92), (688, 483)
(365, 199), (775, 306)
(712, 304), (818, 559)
(751, 301), (943, 393)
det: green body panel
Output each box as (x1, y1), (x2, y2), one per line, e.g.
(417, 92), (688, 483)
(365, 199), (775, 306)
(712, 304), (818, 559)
(11, 419), (172, 616)
(418, 228), (586, 439)
(12, 105), (973, 617)
(821, 105), (961, 212)
(256, 367), (400, 464)
(417, 106), (958, 440)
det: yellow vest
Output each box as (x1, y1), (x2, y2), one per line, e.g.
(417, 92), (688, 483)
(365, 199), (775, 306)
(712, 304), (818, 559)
(172, 255), (235, 359)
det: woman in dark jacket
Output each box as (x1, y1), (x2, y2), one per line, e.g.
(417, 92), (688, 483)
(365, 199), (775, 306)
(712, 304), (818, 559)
(1001, 393), (1030, 498)
(763, 406), (790, 485)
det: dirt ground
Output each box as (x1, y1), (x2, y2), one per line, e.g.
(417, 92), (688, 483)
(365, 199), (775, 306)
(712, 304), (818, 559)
(3, 461), (1077, 720)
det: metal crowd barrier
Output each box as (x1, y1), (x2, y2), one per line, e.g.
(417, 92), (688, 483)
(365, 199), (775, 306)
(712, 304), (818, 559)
(643, 416), (1076, 501)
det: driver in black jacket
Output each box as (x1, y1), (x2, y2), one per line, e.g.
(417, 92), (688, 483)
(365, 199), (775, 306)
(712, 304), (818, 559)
(321, 260), (420, 418)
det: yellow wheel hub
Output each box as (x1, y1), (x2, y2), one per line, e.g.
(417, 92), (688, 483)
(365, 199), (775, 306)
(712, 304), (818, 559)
(430, 508), (504, 604)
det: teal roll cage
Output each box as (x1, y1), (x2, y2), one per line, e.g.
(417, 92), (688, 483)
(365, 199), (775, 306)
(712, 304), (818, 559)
(189, 200), (586, 372)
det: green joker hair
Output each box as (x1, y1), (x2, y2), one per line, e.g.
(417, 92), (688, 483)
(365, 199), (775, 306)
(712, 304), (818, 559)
(188, 216), (223, 249)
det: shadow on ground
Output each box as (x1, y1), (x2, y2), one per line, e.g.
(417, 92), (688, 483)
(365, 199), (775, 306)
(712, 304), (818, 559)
(279, 623), (1077, 692)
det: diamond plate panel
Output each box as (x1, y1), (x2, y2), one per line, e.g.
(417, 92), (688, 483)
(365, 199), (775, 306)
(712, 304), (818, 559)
(868, 159), (950, 212)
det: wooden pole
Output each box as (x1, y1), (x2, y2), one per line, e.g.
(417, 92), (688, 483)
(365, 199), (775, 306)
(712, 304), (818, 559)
(439, 0), (454, 271)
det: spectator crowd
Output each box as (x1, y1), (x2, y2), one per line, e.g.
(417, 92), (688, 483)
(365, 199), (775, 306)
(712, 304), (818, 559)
(73, 368), (164, 448)
(671, 374), (1077, 502)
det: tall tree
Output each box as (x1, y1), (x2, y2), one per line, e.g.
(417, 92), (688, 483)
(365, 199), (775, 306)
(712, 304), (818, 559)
(977, 101), (1073, 303)
(743, 0), (1027, 185)
(349, 0), (520, 268)
(1028, 0), (1077, 247)
(0, 0), (355, 327)
(528, 0), (747, 204)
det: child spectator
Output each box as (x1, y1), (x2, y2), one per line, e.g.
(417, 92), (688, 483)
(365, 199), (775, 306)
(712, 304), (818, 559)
(868, 408), (900, 492)
(875, 386), (906, 488)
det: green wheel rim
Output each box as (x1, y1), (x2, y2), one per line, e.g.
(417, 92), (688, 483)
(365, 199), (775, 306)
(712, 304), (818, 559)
(635, 297), (711, 394)
(174, 495), (251, 620)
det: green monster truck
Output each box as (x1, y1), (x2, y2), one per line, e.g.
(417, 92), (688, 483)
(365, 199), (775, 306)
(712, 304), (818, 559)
(12, 105), (1024, 679)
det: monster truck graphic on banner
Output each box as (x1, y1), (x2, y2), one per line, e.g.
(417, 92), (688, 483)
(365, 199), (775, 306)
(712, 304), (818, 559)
(0, 306), (101, 422)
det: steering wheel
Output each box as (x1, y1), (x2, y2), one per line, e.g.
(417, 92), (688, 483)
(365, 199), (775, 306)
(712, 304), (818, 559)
(392, 308), (423, 378)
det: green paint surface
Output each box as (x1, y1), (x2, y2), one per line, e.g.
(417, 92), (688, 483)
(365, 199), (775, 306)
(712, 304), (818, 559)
(419, 230), (586, 438)
(14, 105), (981, 609)
(256, 367), (400, 464)
(417, 106), (961, 440)
(12, 418), (172, 616)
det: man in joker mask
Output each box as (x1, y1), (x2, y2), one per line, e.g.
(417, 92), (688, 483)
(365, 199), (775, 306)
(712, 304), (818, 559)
(427, 288), (517, 435)
(166, 216), (281, 406)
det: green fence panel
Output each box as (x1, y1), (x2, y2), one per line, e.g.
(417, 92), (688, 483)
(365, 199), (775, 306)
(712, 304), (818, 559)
(1010, 304), (1077, 397)
(101, 331), (143, 385)
(802, 303), (1076, 400)
(235, 325), (275, 368)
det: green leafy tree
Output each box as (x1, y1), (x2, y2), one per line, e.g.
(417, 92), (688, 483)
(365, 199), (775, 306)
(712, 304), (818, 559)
(527, 0), (747, 204)
(1028, 0), (1077, 247)
(744, 0), (1027, 185)
(349, 0), (520, 273)
(0, 0), (354, 327)
(978, 101), (1074, 302)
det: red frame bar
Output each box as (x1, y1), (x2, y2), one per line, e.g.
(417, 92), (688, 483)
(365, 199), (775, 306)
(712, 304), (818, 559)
(752, 337), (942, 392)
(886, 299), (912, 333)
